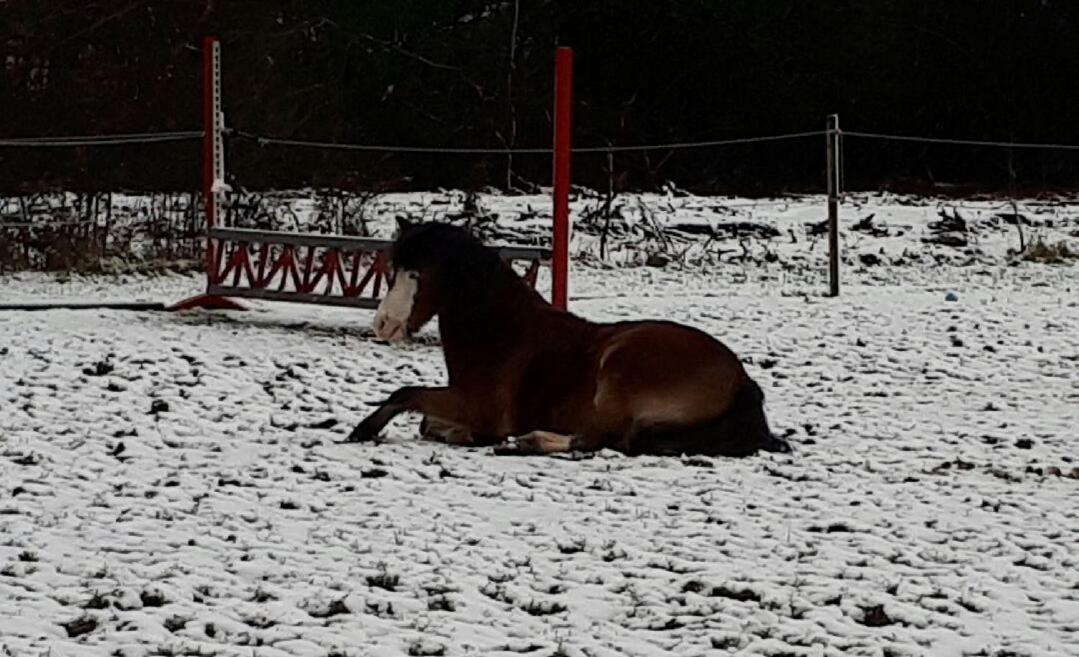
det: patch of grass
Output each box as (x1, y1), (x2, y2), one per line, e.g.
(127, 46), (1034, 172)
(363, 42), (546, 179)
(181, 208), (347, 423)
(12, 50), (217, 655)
(1018, 238), (1076, 263)
(366, 566), (400, 591)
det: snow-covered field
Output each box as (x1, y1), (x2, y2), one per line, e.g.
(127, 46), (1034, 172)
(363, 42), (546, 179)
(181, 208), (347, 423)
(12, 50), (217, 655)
(1, 194), (1077, 657)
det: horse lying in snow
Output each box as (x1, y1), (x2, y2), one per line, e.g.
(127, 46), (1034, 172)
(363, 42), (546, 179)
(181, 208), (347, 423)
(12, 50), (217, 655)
(348, 219), (790, 457)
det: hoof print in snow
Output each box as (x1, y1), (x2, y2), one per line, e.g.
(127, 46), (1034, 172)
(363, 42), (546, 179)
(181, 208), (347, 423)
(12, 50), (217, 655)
(361, 468), (389, 479)
(427, 595), (456, 612)
(63, 615), (97, 638)
(557, 539), (587, 554)
(1015, 438), (1034, 449)
(808, 522), (855, 533)
(645, 253), (669, 268)
(408, 640), (447, 657)
(164, 615), (188, 633)
(682, 455), (714, 468)
(11, 453), (42, 467)
(682, 580), (708, 594)
(860, 604), (895, 627)
(711, 634), (743, 650)
(859, 252), (882, 267)
(308, 598), (351, 619)
(308, 417), (338, 430)
(149, 399), (170, 415)
(82, 361), (114, 377)
(243, 615), (277, 630)
(708, 585), (761, 603)
(140, 589), (168, 608)
(518, 599), (568, 616)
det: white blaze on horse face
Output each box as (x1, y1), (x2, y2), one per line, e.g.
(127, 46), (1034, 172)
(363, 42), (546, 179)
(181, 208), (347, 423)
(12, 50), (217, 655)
(374, 269), (418, 343)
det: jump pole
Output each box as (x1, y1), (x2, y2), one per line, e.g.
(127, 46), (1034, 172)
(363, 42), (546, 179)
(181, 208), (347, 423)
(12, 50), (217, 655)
(169, 36), (243, 311)
(551, 47), (573, 311)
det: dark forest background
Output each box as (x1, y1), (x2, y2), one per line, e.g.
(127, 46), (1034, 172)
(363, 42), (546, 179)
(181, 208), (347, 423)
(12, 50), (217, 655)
(3, 0), (1079, 195)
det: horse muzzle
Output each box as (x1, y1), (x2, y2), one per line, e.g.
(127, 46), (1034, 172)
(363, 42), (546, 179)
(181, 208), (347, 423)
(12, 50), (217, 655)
(373, 313), (410, 343)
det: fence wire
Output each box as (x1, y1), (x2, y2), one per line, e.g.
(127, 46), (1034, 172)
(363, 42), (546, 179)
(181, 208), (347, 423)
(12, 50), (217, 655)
(0, 131), (203, 147)
(4, 127), (1079, 154)
(232, 129), (828, 154)
(842, 130), (1079, 151)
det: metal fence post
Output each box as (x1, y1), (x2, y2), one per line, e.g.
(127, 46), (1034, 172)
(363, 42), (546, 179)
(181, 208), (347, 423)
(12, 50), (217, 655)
(551, 47), (573, 311)
(827, 114), (840, 297)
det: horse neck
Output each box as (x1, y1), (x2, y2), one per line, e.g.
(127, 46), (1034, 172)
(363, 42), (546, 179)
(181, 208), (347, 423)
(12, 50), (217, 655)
(437, 263), (547, 350)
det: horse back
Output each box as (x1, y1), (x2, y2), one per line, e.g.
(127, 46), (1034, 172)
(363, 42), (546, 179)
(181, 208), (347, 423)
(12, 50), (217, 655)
(591, 320), (748, 430)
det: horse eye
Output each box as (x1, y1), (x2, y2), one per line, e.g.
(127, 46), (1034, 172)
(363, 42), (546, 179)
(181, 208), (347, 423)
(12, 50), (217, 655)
(408, 271), (420, 280)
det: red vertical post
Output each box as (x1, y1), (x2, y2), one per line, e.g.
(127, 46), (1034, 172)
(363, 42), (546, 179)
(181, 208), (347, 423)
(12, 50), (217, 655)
(551, 47), (573, 311)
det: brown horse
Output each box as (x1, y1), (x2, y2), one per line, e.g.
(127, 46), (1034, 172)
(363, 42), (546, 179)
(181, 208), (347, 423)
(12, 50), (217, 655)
(348, 219), (790, 457)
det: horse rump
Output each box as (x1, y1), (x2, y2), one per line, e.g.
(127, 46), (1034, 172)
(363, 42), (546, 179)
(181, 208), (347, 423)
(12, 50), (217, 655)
(626, 378), (791, 457)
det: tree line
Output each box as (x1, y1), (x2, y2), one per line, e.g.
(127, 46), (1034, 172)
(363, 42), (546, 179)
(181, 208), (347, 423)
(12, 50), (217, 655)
(2, 1), (1078, 195)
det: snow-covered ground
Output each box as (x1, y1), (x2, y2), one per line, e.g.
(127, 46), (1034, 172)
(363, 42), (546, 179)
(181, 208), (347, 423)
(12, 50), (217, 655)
(1, 194), (1077, 657)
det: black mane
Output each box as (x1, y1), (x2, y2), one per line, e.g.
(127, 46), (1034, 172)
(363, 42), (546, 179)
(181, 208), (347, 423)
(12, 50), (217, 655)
(390, 222), (541, 311)
(390, 223), (502, 277)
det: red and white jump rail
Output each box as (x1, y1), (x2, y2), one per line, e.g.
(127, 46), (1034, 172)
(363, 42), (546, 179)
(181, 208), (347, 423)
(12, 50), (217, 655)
(171, 37), (572, 312)
(186, 227), (548, 309)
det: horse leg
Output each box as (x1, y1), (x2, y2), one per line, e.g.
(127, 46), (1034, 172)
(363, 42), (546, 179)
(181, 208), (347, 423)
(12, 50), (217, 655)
(419, 416), (475, 445)
(346, 386), (471, 443)
(493, 430), (573, 455)
(492, 429), (610, 456)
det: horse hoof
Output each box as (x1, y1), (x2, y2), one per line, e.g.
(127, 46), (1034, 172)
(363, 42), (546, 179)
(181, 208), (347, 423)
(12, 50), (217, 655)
(492, 440), (522, 456)
(345, 423), (380, 443)
(493, 437), (537, 456)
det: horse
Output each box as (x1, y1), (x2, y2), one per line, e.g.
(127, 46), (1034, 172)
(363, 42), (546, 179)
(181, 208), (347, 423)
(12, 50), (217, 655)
(347, 219), (791, 457)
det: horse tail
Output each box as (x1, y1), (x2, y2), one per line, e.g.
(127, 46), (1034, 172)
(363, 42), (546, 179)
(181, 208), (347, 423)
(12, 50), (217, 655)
(721, 378), (791, 455)
(626, 378), (791, 457)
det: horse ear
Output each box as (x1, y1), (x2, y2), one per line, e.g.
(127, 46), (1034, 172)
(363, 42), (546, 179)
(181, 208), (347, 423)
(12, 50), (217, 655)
(395, 217), (414, 234)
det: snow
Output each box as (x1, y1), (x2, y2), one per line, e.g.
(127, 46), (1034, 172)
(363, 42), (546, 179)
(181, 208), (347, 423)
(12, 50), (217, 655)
(0, 193), (1077, 656)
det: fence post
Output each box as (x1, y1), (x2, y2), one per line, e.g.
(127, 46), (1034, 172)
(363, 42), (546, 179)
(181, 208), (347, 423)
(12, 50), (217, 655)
(552, 47), (573, 311)
(826, 114), (840, 297)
